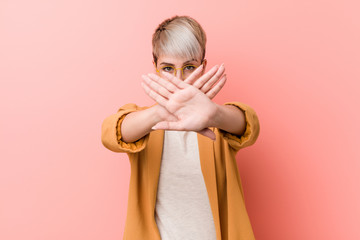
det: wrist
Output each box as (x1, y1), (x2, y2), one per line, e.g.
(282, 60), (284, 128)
(150, 104), (164, 124)
(207, 103), (222, 128)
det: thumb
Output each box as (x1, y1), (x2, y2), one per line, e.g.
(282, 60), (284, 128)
(197, 128), (216, 141)
(152, 121), (183, 131)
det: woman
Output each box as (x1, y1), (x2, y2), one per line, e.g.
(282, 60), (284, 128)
(101, 15), (260, 240)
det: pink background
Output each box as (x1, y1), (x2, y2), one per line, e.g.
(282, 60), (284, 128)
(1, 0), (359, 239)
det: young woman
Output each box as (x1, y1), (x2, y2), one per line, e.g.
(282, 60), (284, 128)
(101, 15), (260, 240)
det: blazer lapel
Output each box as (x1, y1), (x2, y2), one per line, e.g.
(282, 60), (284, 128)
(147, 130), (164, 212)
(197, 132), (221, 240)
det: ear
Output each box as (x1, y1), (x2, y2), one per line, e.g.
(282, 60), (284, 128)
(152, 61), (157, 73)
(153, 61), (161, 76)
(201, 59), (207, 74)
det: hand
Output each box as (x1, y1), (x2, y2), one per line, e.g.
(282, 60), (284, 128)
(141, 63), (227, 139)
(141, 71), (224, 140)
(184, 63), (226, 99)
(149, 63), (226, 122)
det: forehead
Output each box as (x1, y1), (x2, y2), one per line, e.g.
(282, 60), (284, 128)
(157, 55), (199, 65)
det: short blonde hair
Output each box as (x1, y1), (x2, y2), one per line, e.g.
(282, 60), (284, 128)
(152, 15), (207, 66)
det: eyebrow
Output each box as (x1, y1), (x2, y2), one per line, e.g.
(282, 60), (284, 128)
(159, 59), (197, 66)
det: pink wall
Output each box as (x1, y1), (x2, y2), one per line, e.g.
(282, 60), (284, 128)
(1, 0), (359, 239)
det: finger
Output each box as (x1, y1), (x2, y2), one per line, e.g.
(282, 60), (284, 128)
(152, 121), (183, 130)
(147, 73), (179, 93)
(151, 121), (169, 130)
(197, 128), (216, 141)
(201, 63), (225, 93)
(142, 74), (172, 99)
(192, 65), (219, 89)
(162, 71), (189, 89)
(141, 81), (168, 107)
(184, 64), (204, 85)
(206, 74), (227, 99)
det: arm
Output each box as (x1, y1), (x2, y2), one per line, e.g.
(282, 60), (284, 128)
(211, 104), (246, 136)
(217, 102), (260, 151)
(121, 104), (162, 143)
(101, 103), (150, 153)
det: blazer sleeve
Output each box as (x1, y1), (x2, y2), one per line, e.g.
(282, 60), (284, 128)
(218, 101), (260, 152)
(101, 103), (150, 153)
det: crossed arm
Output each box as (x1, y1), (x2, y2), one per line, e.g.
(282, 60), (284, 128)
(121, 64), (246, 142)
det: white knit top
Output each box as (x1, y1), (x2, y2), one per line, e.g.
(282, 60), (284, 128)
(154, 130), (216, 240)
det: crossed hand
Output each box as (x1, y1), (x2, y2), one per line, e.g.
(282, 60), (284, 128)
(141, 63), (226, 140)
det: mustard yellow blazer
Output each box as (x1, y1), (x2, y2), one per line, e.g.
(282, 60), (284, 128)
(101, 102), (260, 240)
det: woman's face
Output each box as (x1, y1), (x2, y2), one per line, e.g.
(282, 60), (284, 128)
(154, 55), (206, 81)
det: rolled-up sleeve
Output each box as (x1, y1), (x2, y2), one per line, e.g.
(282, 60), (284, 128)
(101, 103), (150, 153)
(218, 101), (260, 152)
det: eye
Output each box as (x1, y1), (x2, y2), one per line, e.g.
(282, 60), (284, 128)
(184, 65), (196, 71)
(162, 66), (174, 72)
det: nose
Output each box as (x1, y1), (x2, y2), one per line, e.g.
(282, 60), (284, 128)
(175, 69), (184, 80)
